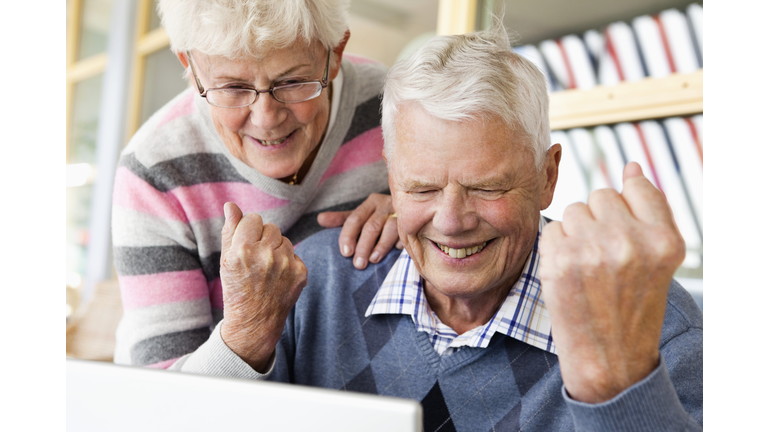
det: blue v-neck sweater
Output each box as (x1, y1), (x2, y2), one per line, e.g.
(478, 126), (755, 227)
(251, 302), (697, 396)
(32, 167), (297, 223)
(275, 229), (703, 431)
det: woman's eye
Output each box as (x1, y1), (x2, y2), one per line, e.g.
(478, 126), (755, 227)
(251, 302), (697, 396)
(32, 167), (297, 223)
(279, 79), (302, 86)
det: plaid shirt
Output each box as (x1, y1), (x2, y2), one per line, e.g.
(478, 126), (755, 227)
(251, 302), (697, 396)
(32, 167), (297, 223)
(365, 214), (555, 356)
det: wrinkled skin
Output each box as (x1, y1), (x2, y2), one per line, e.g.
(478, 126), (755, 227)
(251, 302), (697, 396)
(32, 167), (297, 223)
(218, 202), (308, 372)
(318, 193), (402, 270)
(539, 162), (686, 403)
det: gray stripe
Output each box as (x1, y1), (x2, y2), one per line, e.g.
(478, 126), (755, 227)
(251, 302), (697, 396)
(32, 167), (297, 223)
(119, 152), (249, 192)
(342, 95), (382, 144)
(114, 245), (200, 276)
(112, 206), (196, 249)
(131, 327), (211, 366)
(200, 252), (221, 282)
(116, 298), (213, 353)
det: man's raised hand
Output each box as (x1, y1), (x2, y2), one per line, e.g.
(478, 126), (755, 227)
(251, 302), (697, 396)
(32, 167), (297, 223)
(539, 162), (685, 403)
(219, 202), (308, 372)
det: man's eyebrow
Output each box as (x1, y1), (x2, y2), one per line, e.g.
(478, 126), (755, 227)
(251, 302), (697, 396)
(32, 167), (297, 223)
(398, 179), (440, 190)
(462, 176), (513, 189)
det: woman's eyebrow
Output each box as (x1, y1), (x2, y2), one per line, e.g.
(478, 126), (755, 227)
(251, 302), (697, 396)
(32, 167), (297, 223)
(211, 62), (316, 83)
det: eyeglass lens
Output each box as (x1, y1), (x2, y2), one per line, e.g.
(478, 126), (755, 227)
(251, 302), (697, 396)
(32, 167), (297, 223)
(206, 82), (323, 107)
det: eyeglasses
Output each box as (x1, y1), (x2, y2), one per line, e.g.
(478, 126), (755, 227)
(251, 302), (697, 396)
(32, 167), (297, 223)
(187, 48), (330, 108)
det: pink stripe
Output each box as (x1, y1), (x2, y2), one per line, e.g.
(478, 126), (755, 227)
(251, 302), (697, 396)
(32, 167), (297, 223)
(320, 127), (384, 183)
(113, 167), (189, 222)
(343, 53), (378, 65)
(209, 278), (223, 309)
(119, 270), (209, 310)
(157, 91), (196, 128)
(169, 182), (289, 222)
(146, 358), (180, 369)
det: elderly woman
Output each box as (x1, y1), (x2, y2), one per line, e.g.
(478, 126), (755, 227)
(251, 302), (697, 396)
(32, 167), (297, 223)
(112, 0), (397, 370)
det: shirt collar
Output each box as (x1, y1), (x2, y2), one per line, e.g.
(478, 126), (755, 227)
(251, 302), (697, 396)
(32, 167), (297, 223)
(365, 214), (555, 355)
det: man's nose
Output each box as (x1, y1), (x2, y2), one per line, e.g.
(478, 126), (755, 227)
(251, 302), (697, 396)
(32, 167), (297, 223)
(249, 92), (287, 130)
(432, 191), (477, 236)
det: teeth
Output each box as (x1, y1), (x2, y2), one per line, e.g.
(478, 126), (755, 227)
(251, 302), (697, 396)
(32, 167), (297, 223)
(259, 136), (288, 146)
(438, 242), (487, 259)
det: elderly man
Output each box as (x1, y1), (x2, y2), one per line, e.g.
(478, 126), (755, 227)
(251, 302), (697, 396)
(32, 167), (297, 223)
(172, 25), (703, 431)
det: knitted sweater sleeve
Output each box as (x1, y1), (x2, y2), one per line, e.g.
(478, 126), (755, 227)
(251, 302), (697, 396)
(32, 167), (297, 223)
(563, 280), (704, 431)
(111, 151), (217, 369)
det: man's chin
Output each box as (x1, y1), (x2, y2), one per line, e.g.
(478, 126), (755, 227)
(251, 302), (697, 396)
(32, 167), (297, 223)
(422, 272), (495, 300)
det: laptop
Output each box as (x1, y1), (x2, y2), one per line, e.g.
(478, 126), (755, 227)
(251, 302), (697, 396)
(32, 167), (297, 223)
(67, 358), (422, 431)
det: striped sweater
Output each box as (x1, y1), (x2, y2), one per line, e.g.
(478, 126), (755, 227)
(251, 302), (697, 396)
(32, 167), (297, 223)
(112, 56), (390, 368)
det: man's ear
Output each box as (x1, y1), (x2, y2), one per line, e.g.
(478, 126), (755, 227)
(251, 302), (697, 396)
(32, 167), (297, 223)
(328, 29), (350, 81)
(539, 143), (562, 210)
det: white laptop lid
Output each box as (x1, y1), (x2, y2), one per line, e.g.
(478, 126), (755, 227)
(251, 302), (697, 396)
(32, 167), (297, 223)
(67, 359), (422, 432)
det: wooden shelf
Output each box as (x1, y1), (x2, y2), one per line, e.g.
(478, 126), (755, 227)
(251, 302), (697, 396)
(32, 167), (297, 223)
(549, 69), (703, 130)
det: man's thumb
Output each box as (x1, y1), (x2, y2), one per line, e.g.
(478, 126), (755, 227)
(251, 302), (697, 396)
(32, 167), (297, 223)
(622, 161), (644, 182)
(221, 202), (243, 252)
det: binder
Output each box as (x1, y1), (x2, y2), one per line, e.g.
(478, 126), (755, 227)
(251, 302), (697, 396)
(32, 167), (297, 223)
(659, 8), (700, 73)
(691, 114), (703, 153)
(686, 3), (704, 67)
(539, 39), (574, 89)
(584, 27), (621, 86)
(638, 120), (702, 268)
(514, 44), (562, 92)
(593, 125), (628, 192)
(614, 123), (661, 189)
(604, 21), (647, 82)
(633, 14), (672, 78)
(567, 128), (609, 191)
(560, 35), (597, 90)
(662, 117), (703, 227)
(544, 131), (589, 222)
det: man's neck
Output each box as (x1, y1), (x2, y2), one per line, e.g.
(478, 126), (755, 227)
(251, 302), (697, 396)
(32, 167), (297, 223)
(422, 276), (517, 335)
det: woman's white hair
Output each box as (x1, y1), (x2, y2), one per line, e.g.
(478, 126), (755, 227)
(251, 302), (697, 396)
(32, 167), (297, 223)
(381, 21), (550, 169)
(158, 0), (350, 61)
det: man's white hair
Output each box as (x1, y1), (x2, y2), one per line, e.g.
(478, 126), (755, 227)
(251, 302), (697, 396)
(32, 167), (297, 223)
(158, 0), (350, 61)
(381, 22), (550, 169)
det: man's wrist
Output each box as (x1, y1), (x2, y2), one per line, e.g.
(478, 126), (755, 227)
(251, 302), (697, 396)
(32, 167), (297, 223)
(220, 320), (281, 373)
(561, 351), (660, 403)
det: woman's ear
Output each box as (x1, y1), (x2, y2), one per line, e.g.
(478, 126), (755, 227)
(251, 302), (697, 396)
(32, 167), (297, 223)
(176, 51), (190, 69)
(328, 29), (351, 81)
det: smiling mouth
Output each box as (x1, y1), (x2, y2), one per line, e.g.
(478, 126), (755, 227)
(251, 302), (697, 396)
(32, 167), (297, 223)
(256, 130), (294, 146)
(434, 240), (489, 259)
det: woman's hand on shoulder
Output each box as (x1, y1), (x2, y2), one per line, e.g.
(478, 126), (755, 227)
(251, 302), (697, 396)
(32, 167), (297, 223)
(317, 193), (402, 270)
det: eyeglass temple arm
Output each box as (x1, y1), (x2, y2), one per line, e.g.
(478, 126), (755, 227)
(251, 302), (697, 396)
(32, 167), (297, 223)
(186, 51), (206, 96)
(322, 47), (331, 86)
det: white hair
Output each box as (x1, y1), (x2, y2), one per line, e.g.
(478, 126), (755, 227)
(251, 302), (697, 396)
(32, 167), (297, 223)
(158, 0), (350, 62)
(381, 22), (550, 169)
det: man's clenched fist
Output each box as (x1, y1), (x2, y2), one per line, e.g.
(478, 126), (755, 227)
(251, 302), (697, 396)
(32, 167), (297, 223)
(539, 162), (686, 403)
(219, 202), (308, 372)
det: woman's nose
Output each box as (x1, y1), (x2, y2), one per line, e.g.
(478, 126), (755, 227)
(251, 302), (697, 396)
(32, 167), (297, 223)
(249, 92), (287, 130)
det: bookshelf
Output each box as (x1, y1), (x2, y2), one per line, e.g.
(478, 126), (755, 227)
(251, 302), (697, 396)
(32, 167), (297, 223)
(549, 69), (703, 131)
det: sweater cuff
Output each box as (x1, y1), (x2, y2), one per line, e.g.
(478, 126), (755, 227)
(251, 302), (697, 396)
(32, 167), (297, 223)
(172, 320), (274, 380)
(563, 356), (698, 432)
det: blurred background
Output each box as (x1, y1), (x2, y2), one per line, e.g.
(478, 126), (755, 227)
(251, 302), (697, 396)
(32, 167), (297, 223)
(66, 0), (703, 361)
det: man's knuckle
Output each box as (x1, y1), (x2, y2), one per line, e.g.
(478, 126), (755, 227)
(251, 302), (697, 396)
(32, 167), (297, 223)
(652, 229), (685, 262)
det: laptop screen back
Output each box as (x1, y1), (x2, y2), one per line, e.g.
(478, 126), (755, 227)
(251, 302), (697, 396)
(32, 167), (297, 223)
(67, 359), (422, 431)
